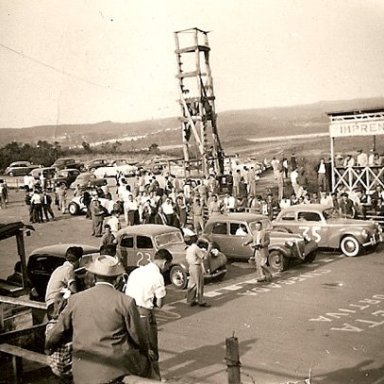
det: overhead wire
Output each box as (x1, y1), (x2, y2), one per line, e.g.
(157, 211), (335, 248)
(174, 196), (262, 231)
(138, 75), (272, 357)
(0, 42), (130, 94)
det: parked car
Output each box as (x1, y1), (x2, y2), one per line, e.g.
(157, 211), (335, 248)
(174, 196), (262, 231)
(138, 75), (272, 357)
(273, 204), (384, 257)
(69, 172), (108, 189)
(4, 165), (40, 177)
(94, 164), (138, 179)
(84, 158), (110, 172)
(53, 168), (81, 187)
(200, 213), (318, 271)
(52, 158), (84, 171)
(5, 161), (32, 173)
(116, 224), (227, 289)
(68, 195), (115, 216)
(27, 244), (99, 301)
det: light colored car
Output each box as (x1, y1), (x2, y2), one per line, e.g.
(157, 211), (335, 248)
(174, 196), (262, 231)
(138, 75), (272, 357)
(273, 204), (383, 257)
(200, 213), (318, 271)
(68, 196), (115, 216)
(116, 224), (227, 289)
(94, 164), (138, 178)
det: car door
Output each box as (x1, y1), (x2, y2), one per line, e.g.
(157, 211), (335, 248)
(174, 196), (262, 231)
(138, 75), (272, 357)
(228, 222), (253, 259)
(135, 235), (155, 266)
(209, 221), (232, 256)
(118, 235), (135, 269)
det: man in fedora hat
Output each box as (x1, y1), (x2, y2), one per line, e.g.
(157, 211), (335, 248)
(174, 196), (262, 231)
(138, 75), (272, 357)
(46, 255), (152, 384)
(125, 249), (173, 379)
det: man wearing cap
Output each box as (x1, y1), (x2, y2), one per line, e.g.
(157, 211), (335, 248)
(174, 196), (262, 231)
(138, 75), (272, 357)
(125, 249), (173, 379)
(45, 246), (84, 320)
(46, 255), (152, 384)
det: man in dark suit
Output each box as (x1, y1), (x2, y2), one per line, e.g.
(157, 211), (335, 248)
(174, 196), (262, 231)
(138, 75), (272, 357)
(243, 221), (272, 282)
(45, 255), (153, 384)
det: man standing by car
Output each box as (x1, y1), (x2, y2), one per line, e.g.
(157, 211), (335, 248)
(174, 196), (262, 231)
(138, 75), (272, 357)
(243, 221), (272, 282)
(185, 235), (210, 307)
(125, 249), (173, 380)
(46, 255), (153, 383)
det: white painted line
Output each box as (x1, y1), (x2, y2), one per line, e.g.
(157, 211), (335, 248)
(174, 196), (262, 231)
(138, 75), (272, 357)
(321, 258), (334, 263)
(205, 290), (224, 297)
(221, 284), (244, 291)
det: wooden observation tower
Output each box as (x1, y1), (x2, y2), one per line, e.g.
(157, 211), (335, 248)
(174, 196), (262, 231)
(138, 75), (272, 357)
(174, 27), (224, 176)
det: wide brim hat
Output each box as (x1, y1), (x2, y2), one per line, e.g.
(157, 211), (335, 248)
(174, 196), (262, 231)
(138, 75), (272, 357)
(86, 255), (125, 277)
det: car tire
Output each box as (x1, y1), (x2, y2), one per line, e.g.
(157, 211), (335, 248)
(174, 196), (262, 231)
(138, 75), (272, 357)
(340, 236), (360, 257)
(268, 250), (289, 272)
(68, 202), (80, 216)
(169, 265), (188, 289)
(304, 252), (317, 263)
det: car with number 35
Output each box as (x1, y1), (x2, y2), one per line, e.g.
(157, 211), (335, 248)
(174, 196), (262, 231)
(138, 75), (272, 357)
(273, 204), (383, 257)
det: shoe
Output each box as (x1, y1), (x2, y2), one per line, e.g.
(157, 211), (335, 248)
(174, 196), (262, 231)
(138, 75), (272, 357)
(188, 302), (197, 307)
(198, 303), (211, 307)
(257, 278), (266, 283)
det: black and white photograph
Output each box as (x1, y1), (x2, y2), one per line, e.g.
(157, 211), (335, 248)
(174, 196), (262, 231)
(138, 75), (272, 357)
(0, 1), (384, 383)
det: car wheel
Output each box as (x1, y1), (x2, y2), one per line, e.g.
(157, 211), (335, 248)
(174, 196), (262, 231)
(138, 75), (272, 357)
(340, 236), (360, 257)
(169, 265), (188, 289)
(268, 250), (289, 272)
(68, 202), (80, 215)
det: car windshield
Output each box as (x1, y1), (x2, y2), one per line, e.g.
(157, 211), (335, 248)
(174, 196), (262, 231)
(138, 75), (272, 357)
(155, 231), (184, 247)
(323, 208), (340, 220)
(249, 219), (272, 233)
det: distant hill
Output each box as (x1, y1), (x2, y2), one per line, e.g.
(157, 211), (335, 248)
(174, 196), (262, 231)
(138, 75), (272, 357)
(1, 97), (383, 150)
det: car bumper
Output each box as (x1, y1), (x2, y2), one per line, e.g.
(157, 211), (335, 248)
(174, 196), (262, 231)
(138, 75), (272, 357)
(204, 267), (227, 279)
(362, 233), (383, 247)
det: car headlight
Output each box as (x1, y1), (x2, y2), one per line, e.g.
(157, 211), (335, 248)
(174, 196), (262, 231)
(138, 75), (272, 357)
(285, 240), (295, 247)
(361, 229), (369, 238)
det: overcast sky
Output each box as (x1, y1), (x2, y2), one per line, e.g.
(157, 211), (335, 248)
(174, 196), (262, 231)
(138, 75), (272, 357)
(1, 0), (384, 128)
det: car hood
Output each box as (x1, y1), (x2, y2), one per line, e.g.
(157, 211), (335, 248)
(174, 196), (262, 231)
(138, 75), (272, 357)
(327, 218), (377, 230)
(269, 231), (304, 241)
(158, 242), (187, 255)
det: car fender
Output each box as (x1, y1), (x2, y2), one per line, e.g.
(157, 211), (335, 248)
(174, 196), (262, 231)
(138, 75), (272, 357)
(328, 229), (364, 248)
(268, 244), (291, 258)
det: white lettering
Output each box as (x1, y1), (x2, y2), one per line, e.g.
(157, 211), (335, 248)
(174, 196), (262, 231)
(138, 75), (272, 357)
(359, 299), (381, 305)
(326, 312), (351, 319)
(355, 319), (384, 328)
(349, 304), (370, 310)
(331, 323), (363, 332)
(309, 316), (332, 322)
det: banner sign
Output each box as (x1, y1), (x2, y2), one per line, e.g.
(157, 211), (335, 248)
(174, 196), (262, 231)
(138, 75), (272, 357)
(330, 119), (384, 138)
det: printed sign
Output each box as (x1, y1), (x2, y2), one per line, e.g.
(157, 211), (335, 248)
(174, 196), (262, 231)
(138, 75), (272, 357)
(330, 119), (384, 138)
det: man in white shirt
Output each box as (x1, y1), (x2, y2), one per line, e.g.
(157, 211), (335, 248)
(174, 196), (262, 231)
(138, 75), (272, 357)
(125, 249), (173, 379)
(290, 168), (300, 195)
(316, 158), (327, 191)
(223, 192), (236, 213)
(356, 149), (368, 167)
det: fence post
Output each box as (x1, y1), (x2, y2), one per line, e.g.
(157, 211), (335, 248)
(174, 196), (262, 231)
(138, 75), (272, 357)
(225, 333), (241, 384)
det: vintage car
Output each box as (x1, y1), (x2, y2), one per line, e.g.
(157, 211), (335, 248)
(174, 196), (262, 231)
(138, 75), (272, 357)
(273, 204), (383, 257)
(116, 224), (227, 289)
(52, 158), (84, 171)
(69, 172), (108, 189)
(27, 244), (99, 301)
(200, 213), (318, 272)
(94, 164), (138, 179)
(68, 195), (115, 215)
(53, 168), (81, 187)
(84, 158), (110, 172)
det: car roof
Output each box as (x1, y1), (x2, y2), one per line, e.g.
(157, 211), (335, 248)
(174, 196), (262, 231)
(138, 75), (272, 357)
(29, 243), (99, 257)
(280, 204), (328, 213)
(116, 224), (181, 238)
(207, 212), (269, 223)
